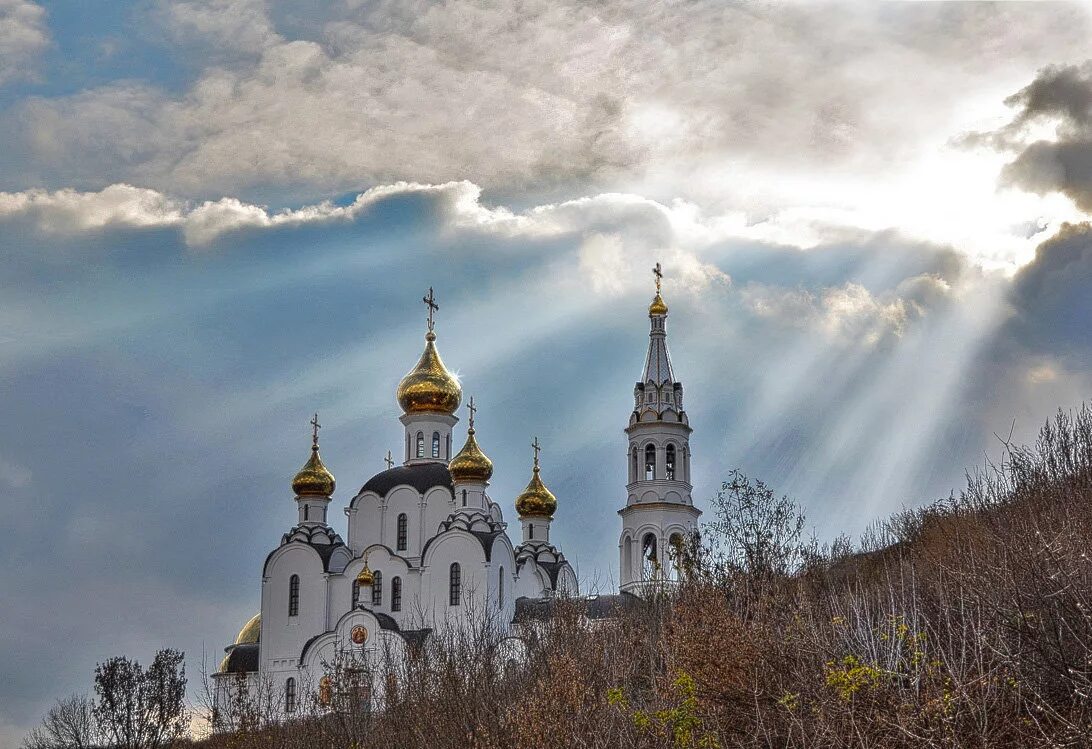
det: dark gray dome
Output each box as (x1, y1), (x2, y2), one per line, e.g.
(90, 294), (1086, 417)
(359, 462), (453, 497)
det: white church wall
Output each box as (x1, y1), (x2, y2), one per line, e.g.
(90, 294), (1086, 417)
(421, 486), (457, 542)
(262, 544), (329, 670)
(420, 531), (490, 630)
(347, 492), (383, 553)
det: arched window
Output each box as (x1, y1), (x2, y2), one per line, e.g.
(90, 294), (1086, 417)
(623, 535), (633, 581)
(642, 534), (658, 580)
(666, 444), (676, 481)
(371, 571), (383, 606)
(397, 513), (408, 551)
(631, 447), (638, 482)
(303, 505), (309, 521)
(285, 678), (296, 713)
(352, 580), (360, 607)
(432, 431), (441, 458)
(391, 576), (402, 612)
(644, 444), (656, 480)
(449, 563), (461, 606)
(669, 533), (685, 580)
(461, 488), (467, 507)
(415, 431), (424, 458)
(528, 523), (534, 540)
(498, 567), (505, 608)
(288, 575), (299, 617)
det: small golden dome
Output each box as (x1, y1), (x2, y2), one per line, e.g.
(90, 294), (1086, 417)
(292, 444), (336, 497)
(356, 559), (375, 588)
(396, 332), (462, 415)
(449, 397), (493, 483)
(449, 428), (493, 484)
(515, 442), (557, 519)
(218, 654), (230, 673)
(235, 613), (261, 645)
(649, 292), (668, 316)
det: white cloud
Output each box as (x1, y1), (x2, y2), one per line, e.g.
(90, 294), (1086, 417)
(0, 179), (723, 258)
(740, 277), (950, 346)
(0, 0), (47, 85)
(158, 0), (279, 57)
(0, 2), (1086, 269)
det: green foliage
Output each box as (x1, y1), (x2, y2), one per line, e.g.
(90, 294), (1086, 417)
(609, 672), (720, 748)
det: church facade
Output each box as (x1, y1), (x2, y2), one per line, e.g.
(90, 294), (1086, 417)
(212, 270), (700, 717)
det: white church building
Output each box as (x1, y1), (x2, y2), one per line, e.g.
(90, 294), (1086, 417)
(212, 269), (701, 716)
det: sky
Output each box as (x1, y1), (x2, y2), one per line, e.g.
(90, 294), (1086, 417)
(3, 0), (1092, 743)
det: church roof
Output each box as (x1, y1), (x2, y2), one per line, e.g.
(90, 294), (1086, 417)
(359, 462), (454, 497)
(222, 643), (259, 674)
(642, 321), (676, 386)
(513, 592), (642, 622)
(263, 526), (349, 577)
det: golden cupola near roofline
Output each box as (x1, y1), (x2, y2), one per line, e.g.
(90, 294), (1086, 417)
(292, 415), (335, 497)
(449, 396), (493, 484)
(515, 437), (557, 519)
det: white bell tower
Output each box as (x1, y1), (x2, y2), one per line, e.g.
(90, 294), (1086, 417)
(618, 264), (701, 595)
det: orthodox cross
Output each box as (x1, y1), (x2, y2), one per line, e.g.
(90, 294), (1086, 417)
(467, 396), (477, 429)
(652, 262), (663, 294)
(310, 413), (321, 447)
(384, 450), (394, 470)
(423, 287), (439, 332)
(531, 436), (541, 467)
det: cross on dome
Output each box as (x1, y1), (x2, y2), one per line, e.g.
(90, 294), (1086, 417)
(310, 413), (321, 447)
(467, 396), (477, 429)
(384, 450), (394, 470)
(423, 286), (439, 332)
(531, 436), (541, 467)
(653, 262), (663, 293)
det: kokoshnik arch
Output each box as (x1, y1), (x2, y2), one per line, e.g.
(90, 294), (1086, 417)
(211, 267), (702, 716)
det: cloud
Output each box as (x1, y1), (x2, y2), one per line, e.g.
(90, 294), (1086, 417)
(157, 0), (280, 58)
(984, 62), (1092, 212)
(0, 179), (739, 286)
(4, 0), (1087, 206)
(739, 276), (945, 346)
(1007, 221), (1092, 360)
(0, 0), (47, 85)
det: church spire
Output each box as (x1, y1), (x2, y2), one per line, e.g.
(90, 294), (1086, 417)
(637, 263), (681, 412)
(620, 263), (699, 595)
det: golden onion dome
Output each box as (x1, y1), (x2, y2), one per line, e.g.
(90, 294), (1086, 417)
(649, 292), (668, 316)
(514, 457), (557, 519)
(449, 398), (493, 484)
(235, 613), (261, 645)
(356, 559), (375, 588)
(449, 427), (493, 483)
(396, 331), (462, 415)
(292, 444), (336, 497)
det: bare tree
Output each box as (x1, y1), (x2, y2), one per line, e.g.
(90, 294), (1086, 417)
(21, 694), (101, 749)
(703, 469), (807, 583)
(92, 649), (187, 749)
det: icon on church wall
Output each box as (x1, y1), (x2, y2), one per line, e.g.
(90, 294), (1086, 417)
(350, 625), (368, 645)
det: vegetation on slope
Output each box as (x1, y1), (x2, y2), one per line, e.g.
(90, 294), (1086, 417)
(27, 405), (1092, 748)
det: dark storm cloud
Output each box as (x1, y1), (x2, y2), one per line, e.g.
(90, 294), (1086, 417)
(995, 63), (1092, 212)
(1007, 222), (1092, 361)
